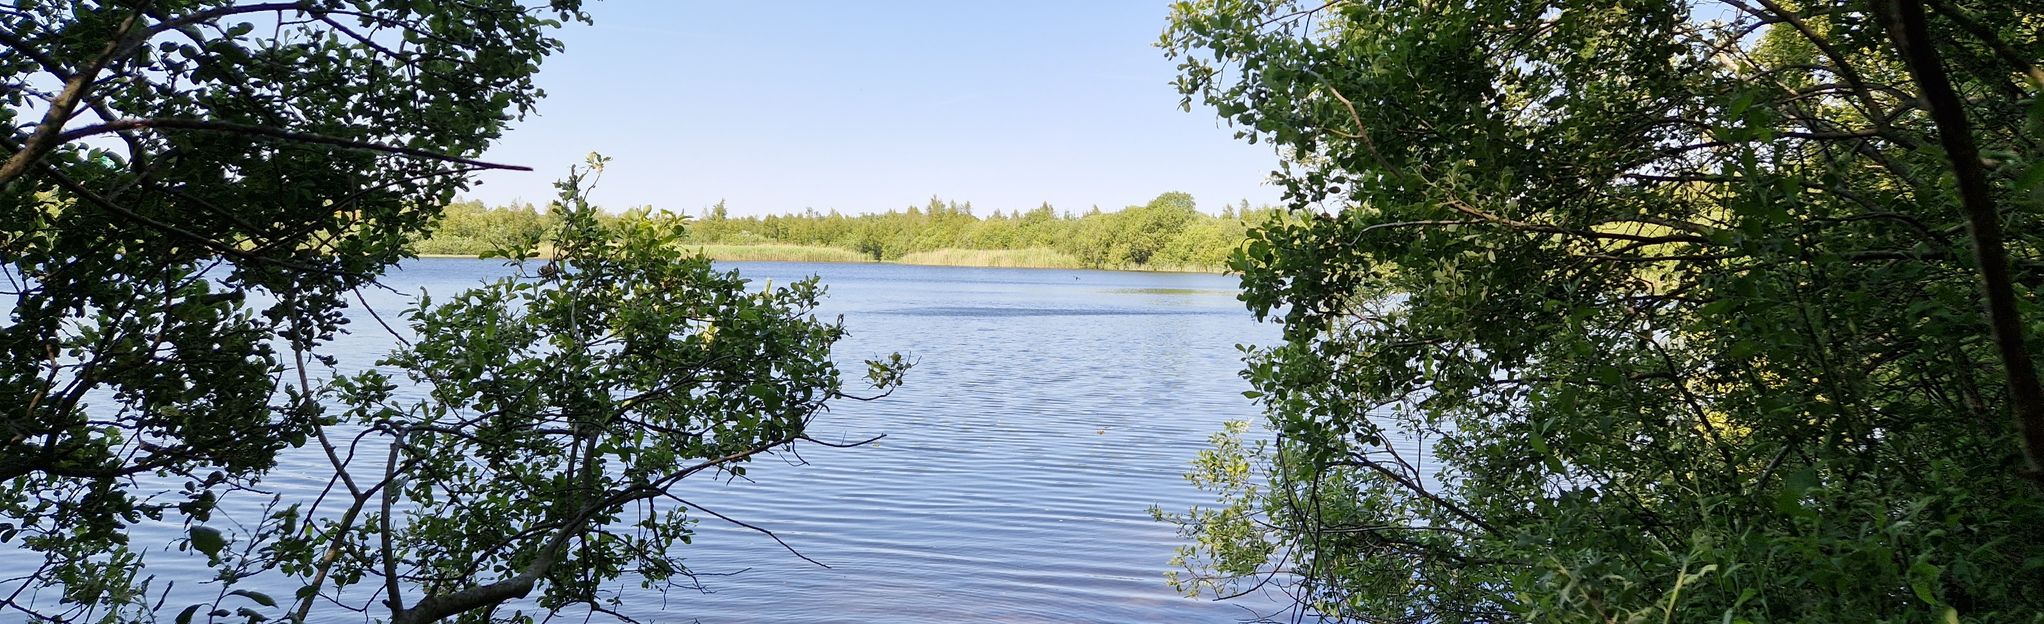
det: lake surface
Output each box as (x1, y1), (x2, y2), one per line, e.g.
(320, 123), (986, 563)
(13, 259), (1285, 623)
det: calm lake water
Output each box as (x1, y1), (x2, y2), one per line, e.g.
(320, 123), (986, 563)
(14, 259), (1285, 623)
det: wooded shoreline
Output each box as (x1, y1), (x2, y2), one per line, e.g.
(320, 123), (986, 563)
(415, 192), (1273, 273)
(418, 243), (1227, 273)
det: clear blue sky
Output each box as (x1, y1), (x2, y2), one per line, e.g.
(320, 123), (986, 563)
(463, 1), (1283, 217)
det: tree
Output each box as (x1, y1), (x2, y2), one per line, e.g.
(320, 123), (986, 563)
(416, 200), (559, 256)
(285, 157), (908, 623)
(1, 1), (583, 619)
(1060, 209), (1123, 269)
(652, 192), (1251, 271)
(1111, 192), (1200, 265)
(1158, 0), (2044, 621)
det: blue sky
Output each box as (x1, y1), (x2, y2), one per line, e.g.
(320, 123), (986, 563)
(463, 1), (1283, 217)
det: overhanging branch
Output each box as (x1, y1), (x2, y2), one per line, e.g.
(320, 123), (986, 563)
(54, 118), (531, 172)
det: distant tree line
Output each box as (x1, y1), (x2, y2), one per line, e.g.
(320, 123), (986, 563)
(418, 192), (1282, 270)
(412, 198), (556, 257)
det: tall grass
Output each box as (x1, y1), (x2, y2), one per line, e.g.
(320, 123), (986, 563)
(1124, 260), (1227, 274)
(685, 244), (872, 263)
(897, 248), (1225, 273)
(894, 247), (1087, 269)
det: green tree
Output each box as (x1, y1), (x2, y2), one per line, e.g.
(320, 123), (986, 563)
(292, 158), (908, 623)
(661, 193), (1252, 270)
(1060, 209), (1123, 268)
(1159, 0), (2044, 622)
(1, 1), (582, 619)
(417, 200), (559, 256)
(1112, 192), (1201, 265)
(1157, 216), (1246, 268)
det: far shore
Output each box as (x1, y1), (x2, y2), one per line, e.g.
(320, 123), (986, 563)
(415, 244), (1227, 274)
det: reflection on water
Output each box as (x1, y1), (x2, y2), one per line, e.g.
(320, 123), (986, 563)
(1100, 287), (1238, 296)
(14, 259), (1286, 623)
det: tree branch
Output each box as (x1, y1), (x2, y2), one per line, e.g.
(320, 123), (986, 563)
(54, 118), (531, 172)
(1923, 0), (2044, 87)
(1879, 0), (2044, 484)
(0, 8), (142, 185)
(143, 2), (310, 37)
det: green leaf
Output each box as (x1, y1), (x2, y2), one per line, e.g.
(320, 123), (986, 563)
(190, 526), (225, 557)
(175, 604), (203, 624)
(1727, 340), (1760, 360)
(1909, 560), (1941, 604)
(230, 589), (278, 608)
(1594, 365), (1623, 386)
(1773, 467), (1818, 518)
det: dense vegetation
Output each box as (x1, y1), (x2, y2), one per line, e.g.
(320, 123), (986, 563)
(2, 4), (899, 623)
(309, 157), (908, 624)
(417, 193), (1279, 271)
(24, 0), (2044, 623)
(1157, 0), (2044, 622)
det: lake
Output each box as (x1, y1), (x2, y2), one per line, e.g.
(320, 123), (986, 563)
(11, 259), (1285, 623)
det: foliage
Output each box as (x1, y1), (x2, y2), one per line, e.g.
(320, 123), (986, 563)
(1, 1), (583, 620)
(1108, 191), (1203, 265)
(1157, 0), (2044, 622)
(417, 193), (1283, 271)
(415, 199), (557, 256)
(681, 243), (875, 263)
(271, 156), (909, 623)
(894, 247), (1089, 269)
